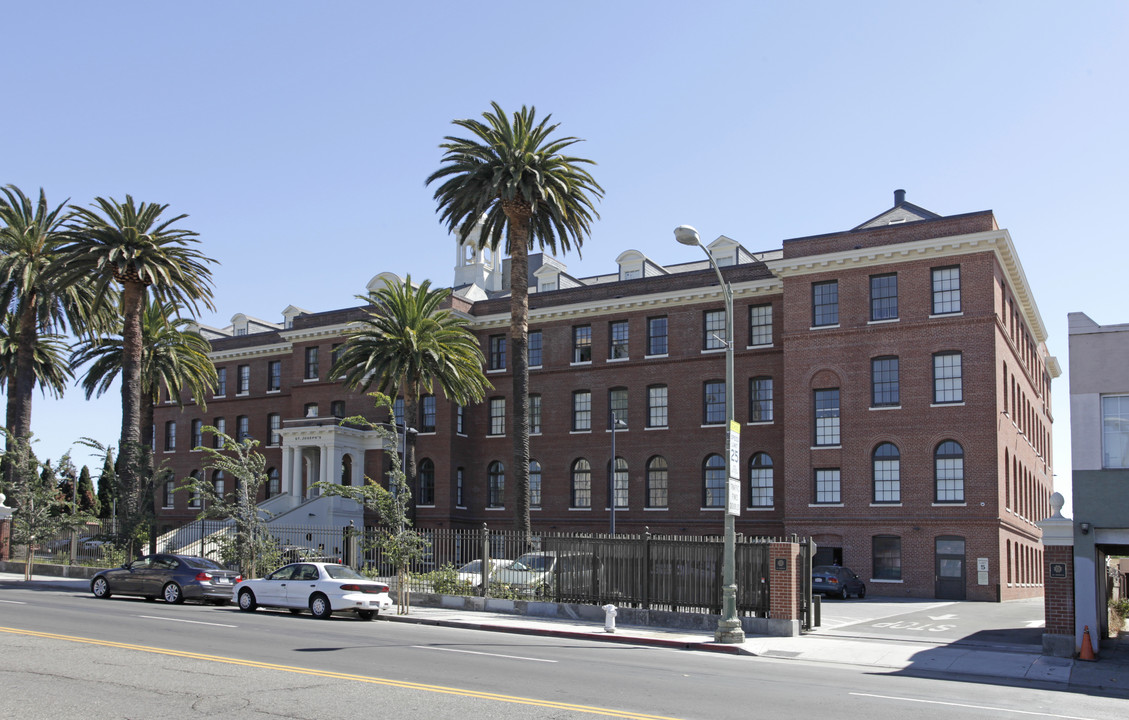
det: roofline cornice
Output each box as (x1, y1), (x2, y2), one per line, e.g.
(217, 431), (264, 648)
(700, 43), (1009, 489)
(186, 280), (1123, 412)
(210, 342), (293, 362)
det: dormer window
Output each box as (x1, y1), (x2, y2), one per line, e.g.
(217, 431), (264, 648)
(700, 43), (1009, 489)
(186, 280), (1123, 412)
(541, 281), (557, 292)
(235, 328), (247, 336)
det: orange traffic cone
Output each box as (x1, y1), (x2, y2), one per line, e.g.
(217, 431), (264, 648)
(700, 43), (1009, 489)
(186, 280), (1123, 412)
(1079, 625), (1096, 661)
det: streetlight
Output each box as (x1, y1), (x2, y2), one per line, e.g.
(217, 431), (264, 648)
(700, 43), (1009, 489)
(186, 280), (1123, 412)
(675, 224), (745, 644)
(609, 412), (627, 535)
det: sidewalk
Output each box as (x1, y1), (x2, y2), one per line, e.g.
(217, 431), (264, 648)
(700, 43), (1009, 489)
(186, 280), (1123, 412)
(4, 571), (1127, 692)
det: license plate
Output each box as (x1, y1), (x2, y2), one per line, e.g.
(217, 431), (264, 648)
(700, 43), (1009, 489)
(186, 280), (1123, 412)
(215, 578), (231, 584)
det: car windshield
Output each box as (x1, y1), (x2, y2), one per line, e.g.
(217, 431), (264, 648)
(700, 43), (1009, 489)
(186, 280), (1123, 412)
(322, 564), (367, 580)
(514, 554), (553, 572)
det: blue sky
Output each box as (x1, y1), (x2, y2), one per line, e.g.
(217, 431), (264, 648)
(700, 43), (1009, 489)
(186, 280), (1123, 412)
(4, 1), (1126, 515)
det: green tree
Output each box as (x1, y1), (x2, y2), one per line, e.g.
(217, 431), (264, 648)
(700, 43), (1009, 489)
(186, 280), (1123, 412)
(181, 428), (279, 578)
(95, 448), (116, 520)
(0, 186), (106, 479)
(76, 465), (99, 516)
(71, 298), (217, 466)
(59, 196), (215, 536)
(79, 438), (155, 559)
(427, 103), (602, 543)
(329, 275), (489, 513)
(4, 435), (92, 580)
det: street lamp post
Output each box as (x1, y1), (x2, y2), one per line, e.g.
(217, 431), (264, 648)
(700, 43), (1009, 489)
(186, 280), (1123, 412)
(675, 224), (745, 644)
(609, 412), (627, 535)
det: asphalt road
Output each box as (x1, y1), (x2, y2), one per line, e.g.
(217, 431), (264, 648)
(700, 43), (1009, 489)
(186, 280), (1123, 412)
(0, 583), (1124, 720)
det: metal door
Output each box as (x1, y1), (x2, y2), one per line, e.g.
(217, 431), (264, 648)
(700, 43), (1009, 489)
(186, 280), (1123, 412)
(935, 536), (966, 600)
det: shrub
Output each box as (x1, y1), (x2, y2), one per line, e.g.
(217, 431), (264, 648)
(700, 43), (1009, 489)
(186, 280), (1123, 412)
(1110, 598), (1129, 635)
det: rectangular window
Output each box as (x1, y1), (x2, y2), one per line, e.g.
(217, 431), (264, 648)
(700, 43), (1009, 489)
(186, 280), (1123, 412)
(609, 320), (629, 359)
(932, 266), (961, 314)
(647, 316), (668, 356)
(489, 335), (506, 371)
(647, 385), (668, 428)
(268, 413), (281, 445)
(871, 356), (900, 407)
(812, 281), (839, 327)
(304, 347), (319, 380)
(815, 468), (841, 504)
(331, 343), (343, 366)
(1102, 395), (1129, 469)
(164, 421), (176, 451)
(456, 468), (465, 507)
(191, 419), (203, 448)
(814, 388), (840, 446)
(528, 394), (542, 435)
(609, 388), (628, 428)
(216, 367), (227, 396)
(164, 480), (175, 508)
(749, 377), (773, 422)
(872, 536), (902, 580)
(704, 310), (726, 350)
(488, 398), (505, 436)
(933, 352), (963, 403)
(456, 405), (465, 435)
(236, 416), (249, 442)
(572, 390), (592, 431)
(529, 461), (542, 508)
(213, 418), (225, 448)
(331, 400), (345, 418)
(749, 304), (772, 346)
(237, 364), (250, 394)
(646, 458), (668, 508)
(421, 395), (436, 433)
(267, 360), (281, 391)
(704, 381), (726, 425)
(528, 330), (542, 367)
(869, 273), (898, 321)
(304, 402), (319, 419)
(393, 397), (404, 427)
(573, 325), (592, 363)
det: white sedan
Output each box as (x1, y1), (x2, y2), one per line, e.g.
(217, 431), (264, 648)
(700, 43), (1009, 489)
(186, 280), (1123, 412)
(233, 562), (393, 620)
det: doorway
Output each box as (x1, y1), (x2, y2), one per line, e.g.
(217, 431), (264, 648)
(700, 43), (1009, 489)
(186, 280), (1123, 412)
(935, 536), (966, 600)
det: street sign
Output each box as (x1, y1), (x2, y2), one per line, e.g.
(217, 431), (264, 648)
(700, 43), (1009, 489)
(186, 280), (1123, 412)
(727, 421), (740, 481)
(727, 478), (741, 516)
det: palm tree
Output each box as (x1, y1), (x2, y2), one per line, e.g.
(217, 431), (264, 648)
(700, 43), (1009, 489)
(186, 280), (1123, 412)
(71, 298), (217, 460)
(426, 103), (602, 541)
(0, 185), (102, 451)
(0, 321), (73, 403)
(57, 196), (215, 503)
(329, 275), (489, 508)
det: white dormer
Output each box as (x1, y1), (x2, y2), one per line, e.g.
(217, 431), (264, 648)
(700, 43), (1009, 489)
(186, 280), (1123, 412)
(281, 305), (309, 330)
(366, 271), (405, 295)
(616, 250), (646, 280)
(230, 313), (250, 336)
(533, 263), (560, 293)
(706, 235), (741, 267)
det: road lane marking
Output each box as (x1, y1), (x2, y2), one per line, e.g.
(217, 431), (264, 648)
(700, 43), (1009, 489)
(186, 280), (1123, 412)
(412, 645), (557, 663)
(850, 692), (1098, 719)
(0, 600), (27, 605)
(137, 615), (238, 628)
(0, 626), (680, 720)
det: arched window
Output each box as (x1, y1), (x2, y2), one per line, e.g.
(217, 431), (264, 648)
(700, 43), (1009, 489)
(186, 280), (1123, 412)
(340, 454), (353, 486)
(872, 443), (901, 503)
(188, 470), (201, 508)
(487, 461), (504, 508)
(529, 460), (542, 508)
(646, 456), (668, 508)
(418, 459), (435, 505)
(703, 454), (726, 508)
(749, 453), (773, 508)
(266, 467), (280, 498)
(571, 459), (592, 508)
(935, 441), (965, 502)
(609, 457), (628, 508)
(163, 478), (175, 508)
(212, 471), (225, 498)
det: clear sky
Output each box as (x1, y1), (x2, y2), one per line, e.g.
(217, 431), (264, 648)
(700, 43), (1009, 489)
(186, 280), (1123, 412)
(4, 1), (1126, 516)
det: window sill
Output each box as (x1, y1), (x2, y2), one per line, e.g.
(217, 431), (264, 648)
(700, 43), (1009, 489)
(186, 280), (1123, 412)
(747, 420), (773, 426)
(487, 368), (506, 374)
(869, 405), (901, 411)
(303, 378), (319, 383)
(701, 348), (725, 355)
(810, 324), (840, 330)
(870, 502), (903, 507)
(645, 426), (668, 431)
(746, 343), (774, 350)
(236, 392), (249, 397)
(163, 450), (176, 454)
(604, 428), (628, 434)
(214, 395), (226, 400)
(415, 504), (435, 509)
(569, 507), (592, 511)
(485, 506), (505, 511)
(608, 356), (630, 363)
(455, 505), (467, 510)
(644, 507), (668, 511)
(931, 502), (967, 507)
(747, 506), (774, 511)
(530, 364), (542, 370)
(929, 311), (963, 319)
(417, 431), (436, 436)
(869, 578), (904, 584)
(570, 430), (592, 435)
(809, 503), (844, 508)
(457, 433), (467, 438)
(811, 445), (842, 450)
(700, 507), (725, 511)
(645, 353), (669, 360)
(570, 360), (592, 367)
(266, 389), (281, 395)
(701, 423), (725, 429)
(486, 433), (505, 439)
(930, 401), (965, 407)
(867, 318), (899, 325)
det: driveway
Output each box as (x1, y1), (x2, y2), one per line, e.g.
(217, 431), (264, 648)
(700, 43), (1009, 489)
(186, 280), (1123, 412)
(812, 595), (1045, 649)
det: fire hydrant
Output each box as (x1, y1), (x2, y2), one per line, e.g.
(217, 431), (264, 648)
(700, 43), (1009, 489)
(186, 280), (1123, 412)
(602, 604), (617, 633)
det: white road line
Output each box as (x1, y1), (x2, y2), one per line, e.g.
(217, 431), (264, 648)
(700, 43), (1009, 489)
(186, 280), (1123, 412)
(412, 645), (557, 663)
(850, 693), (1098, 719)
(137, 615), (238, 628)
(0, 600), (27, 605)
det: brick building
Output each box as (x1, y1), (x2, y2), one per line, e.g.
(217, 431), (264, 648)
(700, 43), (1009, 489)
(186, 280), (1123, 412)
(153, 190), (1058, 601)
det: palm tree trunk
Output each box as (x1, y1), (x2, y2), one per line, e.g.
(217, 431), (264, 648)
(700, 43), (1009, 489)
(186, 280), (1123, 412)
(5, 301), (39, 485)
(404, 382), (419, 525)
(506, 222), (532, 547)
(118, 281), (147, 520)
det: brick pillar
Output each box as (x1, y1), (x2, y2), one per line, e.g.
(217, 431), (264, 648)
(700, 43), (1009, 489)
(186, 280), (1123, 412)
(1038, 496), (1075, 657)
(0, 517), (9, 561)
(769, 541), (801, 620)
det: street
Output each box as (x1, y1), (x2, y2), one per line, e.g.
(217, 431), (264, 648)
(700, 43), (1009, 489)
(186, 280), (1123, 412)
(1, 582), (1125, 720)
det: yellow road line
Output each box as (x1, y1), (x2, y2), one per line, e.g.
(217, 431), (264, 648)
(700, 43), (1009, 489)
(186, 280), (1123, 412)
(0, 626), (684, 720)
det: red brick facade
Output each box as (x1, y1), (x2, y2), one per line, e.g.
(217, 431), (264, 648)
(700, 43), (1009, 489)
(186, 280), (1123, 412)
(153, 197), (1056, 601)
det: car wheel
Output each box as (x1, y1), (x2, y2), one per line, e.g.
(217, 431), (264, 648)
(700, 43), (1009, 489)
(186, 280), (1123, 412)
(857, 586), (866, 599)
(289, 608), (303, 615)
(357, 610), (375, 621)
(840, 587), (850, 600)
(91, 577), (111, 599)
(238, 589), (258, 612)
(309, 593), (332, 619)
(163, 582), (184, 604)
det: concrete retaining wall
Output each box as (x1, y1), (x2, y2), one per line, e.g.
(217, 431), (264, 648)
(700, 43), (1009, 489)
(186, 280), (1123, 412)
(0, 560), (101, 580)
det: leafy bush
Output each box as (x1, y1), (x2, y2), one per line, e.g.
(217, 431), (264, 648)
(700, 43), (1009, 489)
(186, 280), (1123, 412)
(1110, 597), (1129, 635)
(423, 564), (473, 595)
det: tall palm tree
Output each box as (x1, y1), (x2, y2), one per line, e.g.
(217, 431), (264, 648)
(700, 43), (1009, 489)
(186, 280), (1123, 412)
(57, 196), (215, 500)
(427, 103), (602, 541)
(329, 275), (489, 507)
(71, 298), (217, 458)
(0, 185), (102, 451)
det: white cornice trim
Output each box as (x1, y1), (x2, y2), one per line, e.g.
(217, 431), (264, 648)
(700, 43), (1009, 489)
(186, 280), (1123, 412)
(210, 342), (293, 362)
(278, 322), (356, 342)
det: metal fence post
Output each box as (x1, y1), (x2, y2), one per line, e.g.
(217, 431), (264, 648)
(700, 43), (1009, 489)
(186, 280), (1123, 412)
(642, 528), (651, 610)
(481, 523), (489, 598)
